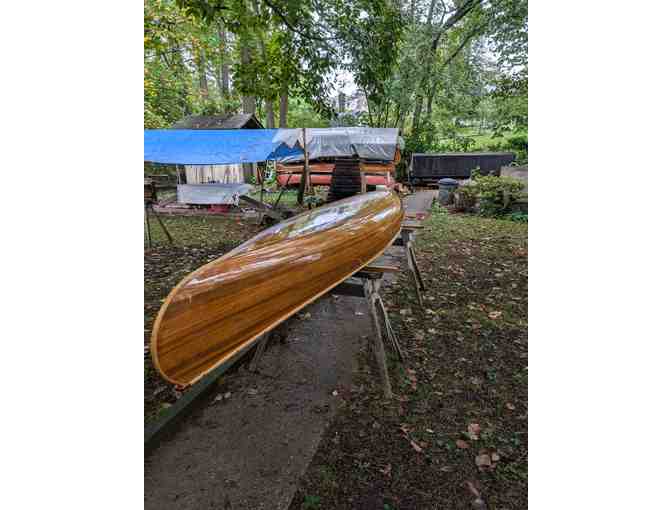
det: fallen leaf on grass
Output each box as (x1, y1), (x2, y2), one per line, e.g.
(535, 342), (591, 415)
(475, 453), (492, 468)
(456, 439), (470, 449)
(380, 464), (392, 477)
(488, 310), (503, 319)
(467, 423), (481, 440)
(465, 481), (486, 509)
(410, 440), (424, 453)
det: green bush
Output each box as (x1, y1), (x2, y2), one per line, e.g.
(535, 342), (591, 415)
(453, 185), (479, 212)
(436, 135), (476, 152)
(479, 134), (528, 165)
(507, 135), (528, 152)
(505, 211), (528, 223)
(471, 171), (526, 217)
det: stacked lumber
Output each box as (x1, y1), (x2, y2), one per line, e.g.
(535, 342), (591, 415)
(328, 158), (362, 202)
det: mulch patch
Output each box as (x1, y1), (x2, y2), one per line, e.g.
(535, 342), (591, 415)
(289, 208), (528, 510)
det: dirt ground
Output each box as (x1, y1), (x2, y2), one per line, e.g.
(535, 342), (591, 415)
(144, 198), (528, 509)
(288, 206), (528, 510)
(145, 293), (373, 510)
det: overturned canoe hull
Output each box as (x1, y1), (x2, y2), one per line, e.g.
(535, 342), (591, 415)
(151, 190), (403, 386)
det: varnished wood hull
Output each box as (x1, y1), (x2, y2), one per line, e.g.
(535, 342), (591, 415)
(151, 190), (403, 386)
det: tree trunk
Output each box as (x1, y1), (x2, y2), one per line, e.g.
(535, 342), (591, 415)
(240, 43), (256, 114)
(411, 95), (424, 133)
(218, 26), (230, 99)
(425, 82), (438, 125)
(279, 91), (288, 127)
(265, 99), (275, 128)
(194, 45), (209, 100)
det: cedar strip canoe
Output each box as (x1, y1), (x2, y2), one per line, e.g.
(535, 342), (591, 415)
(151, 190), (403, 386)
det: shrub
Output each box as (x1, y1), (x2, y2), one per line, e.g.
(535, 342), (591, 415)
(436, 135), (476, 152)
(505, 211), (528, 223)
(507, 135), (528, 151)
(471, 171), (526, 217)
(453, 184), (479, 212)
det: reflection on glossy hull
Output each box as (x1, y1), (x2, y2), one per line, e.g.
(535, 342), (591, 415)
(151, 190), (403, 386)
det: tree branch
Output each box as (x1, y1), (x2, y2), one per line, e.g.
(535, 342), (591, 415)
(431, 0), (483, 49)
(439, 21), (488, 70)
(260, 0), (331, 43)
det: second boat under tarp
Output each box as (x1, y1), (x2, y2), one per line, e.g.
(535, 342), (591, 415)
(151, 190), (404, 386)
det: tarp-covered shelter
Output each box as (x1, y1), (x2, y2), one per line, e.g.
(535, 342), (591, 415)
(143, 127), (404, 204)
(170, 114), (264, 186)
(144, 127), (402, 165)
(144, 129), (302, 165)
(275, 128), (403, 163)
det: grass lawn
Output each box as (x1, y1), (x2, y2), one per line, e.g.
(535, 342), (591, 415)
(290, 205), (528, 509)
(247, 186), (331, 208)
(441, 128), (527, 149)
(144, 213), (261, 248)
(247, 188), (301, 207)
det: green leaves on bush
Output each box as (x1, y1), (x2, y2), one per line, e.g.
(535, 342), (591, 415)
(460, 171), (526, 217)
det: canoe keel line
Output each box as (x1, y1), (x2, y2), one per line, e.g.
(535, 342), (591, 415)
(151, 190), (404, 386)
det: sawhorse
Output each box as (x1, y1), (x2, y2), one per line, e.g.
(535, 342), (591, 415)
(393, 221), (426, 307)
(145, 201), (174, 248)
(248, 257), (404, 399)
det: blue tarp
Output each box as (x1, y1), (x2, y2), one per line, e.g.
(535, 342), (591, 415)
(144, 129), (303, 165)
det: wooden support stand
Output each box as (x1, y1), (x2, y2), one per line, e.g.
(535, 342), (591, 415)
(246, 257), (403, 398)
(249, 321), (290, 372)
(393, 222), (426, 307)
(333, 261), (405, 398)
(239, 195), (286, 223)
(145, 201), (174, 248)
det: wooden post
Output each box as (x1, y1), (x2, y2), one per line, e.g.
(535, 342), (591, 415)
(298, 128), (309, 205)
(150, 204), (174, 245)
(145, 204), (153, 248)
(249, 332), (271, 372)
(258, 165), (265, 206)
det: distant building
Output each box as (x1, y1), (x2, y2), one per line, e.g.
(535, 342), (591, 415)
(330, 91), (369, 127)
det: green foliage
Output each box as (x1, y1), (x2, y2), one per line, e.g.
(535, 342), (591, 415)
(453, 184), (479, 212)
(482, 133), (528, 164)
(470, 171), (526, 217)
(437, 135), (476, 152)
(505, 211), (528, 223)
(287, 97), (330, 128)
(301, 494), (321, 509)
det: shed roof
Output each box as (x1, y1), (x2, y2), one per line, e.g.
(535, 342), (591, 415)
(171, 113), (263, 130)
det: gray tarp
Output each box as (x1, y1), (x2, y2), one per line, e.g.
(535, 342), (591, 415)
(275, 128), (402, 163)
(177, 183), (253, 205)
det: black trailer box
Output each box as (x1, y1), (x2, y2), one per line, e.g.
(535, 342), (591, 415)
(409, 152), (515, 184)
